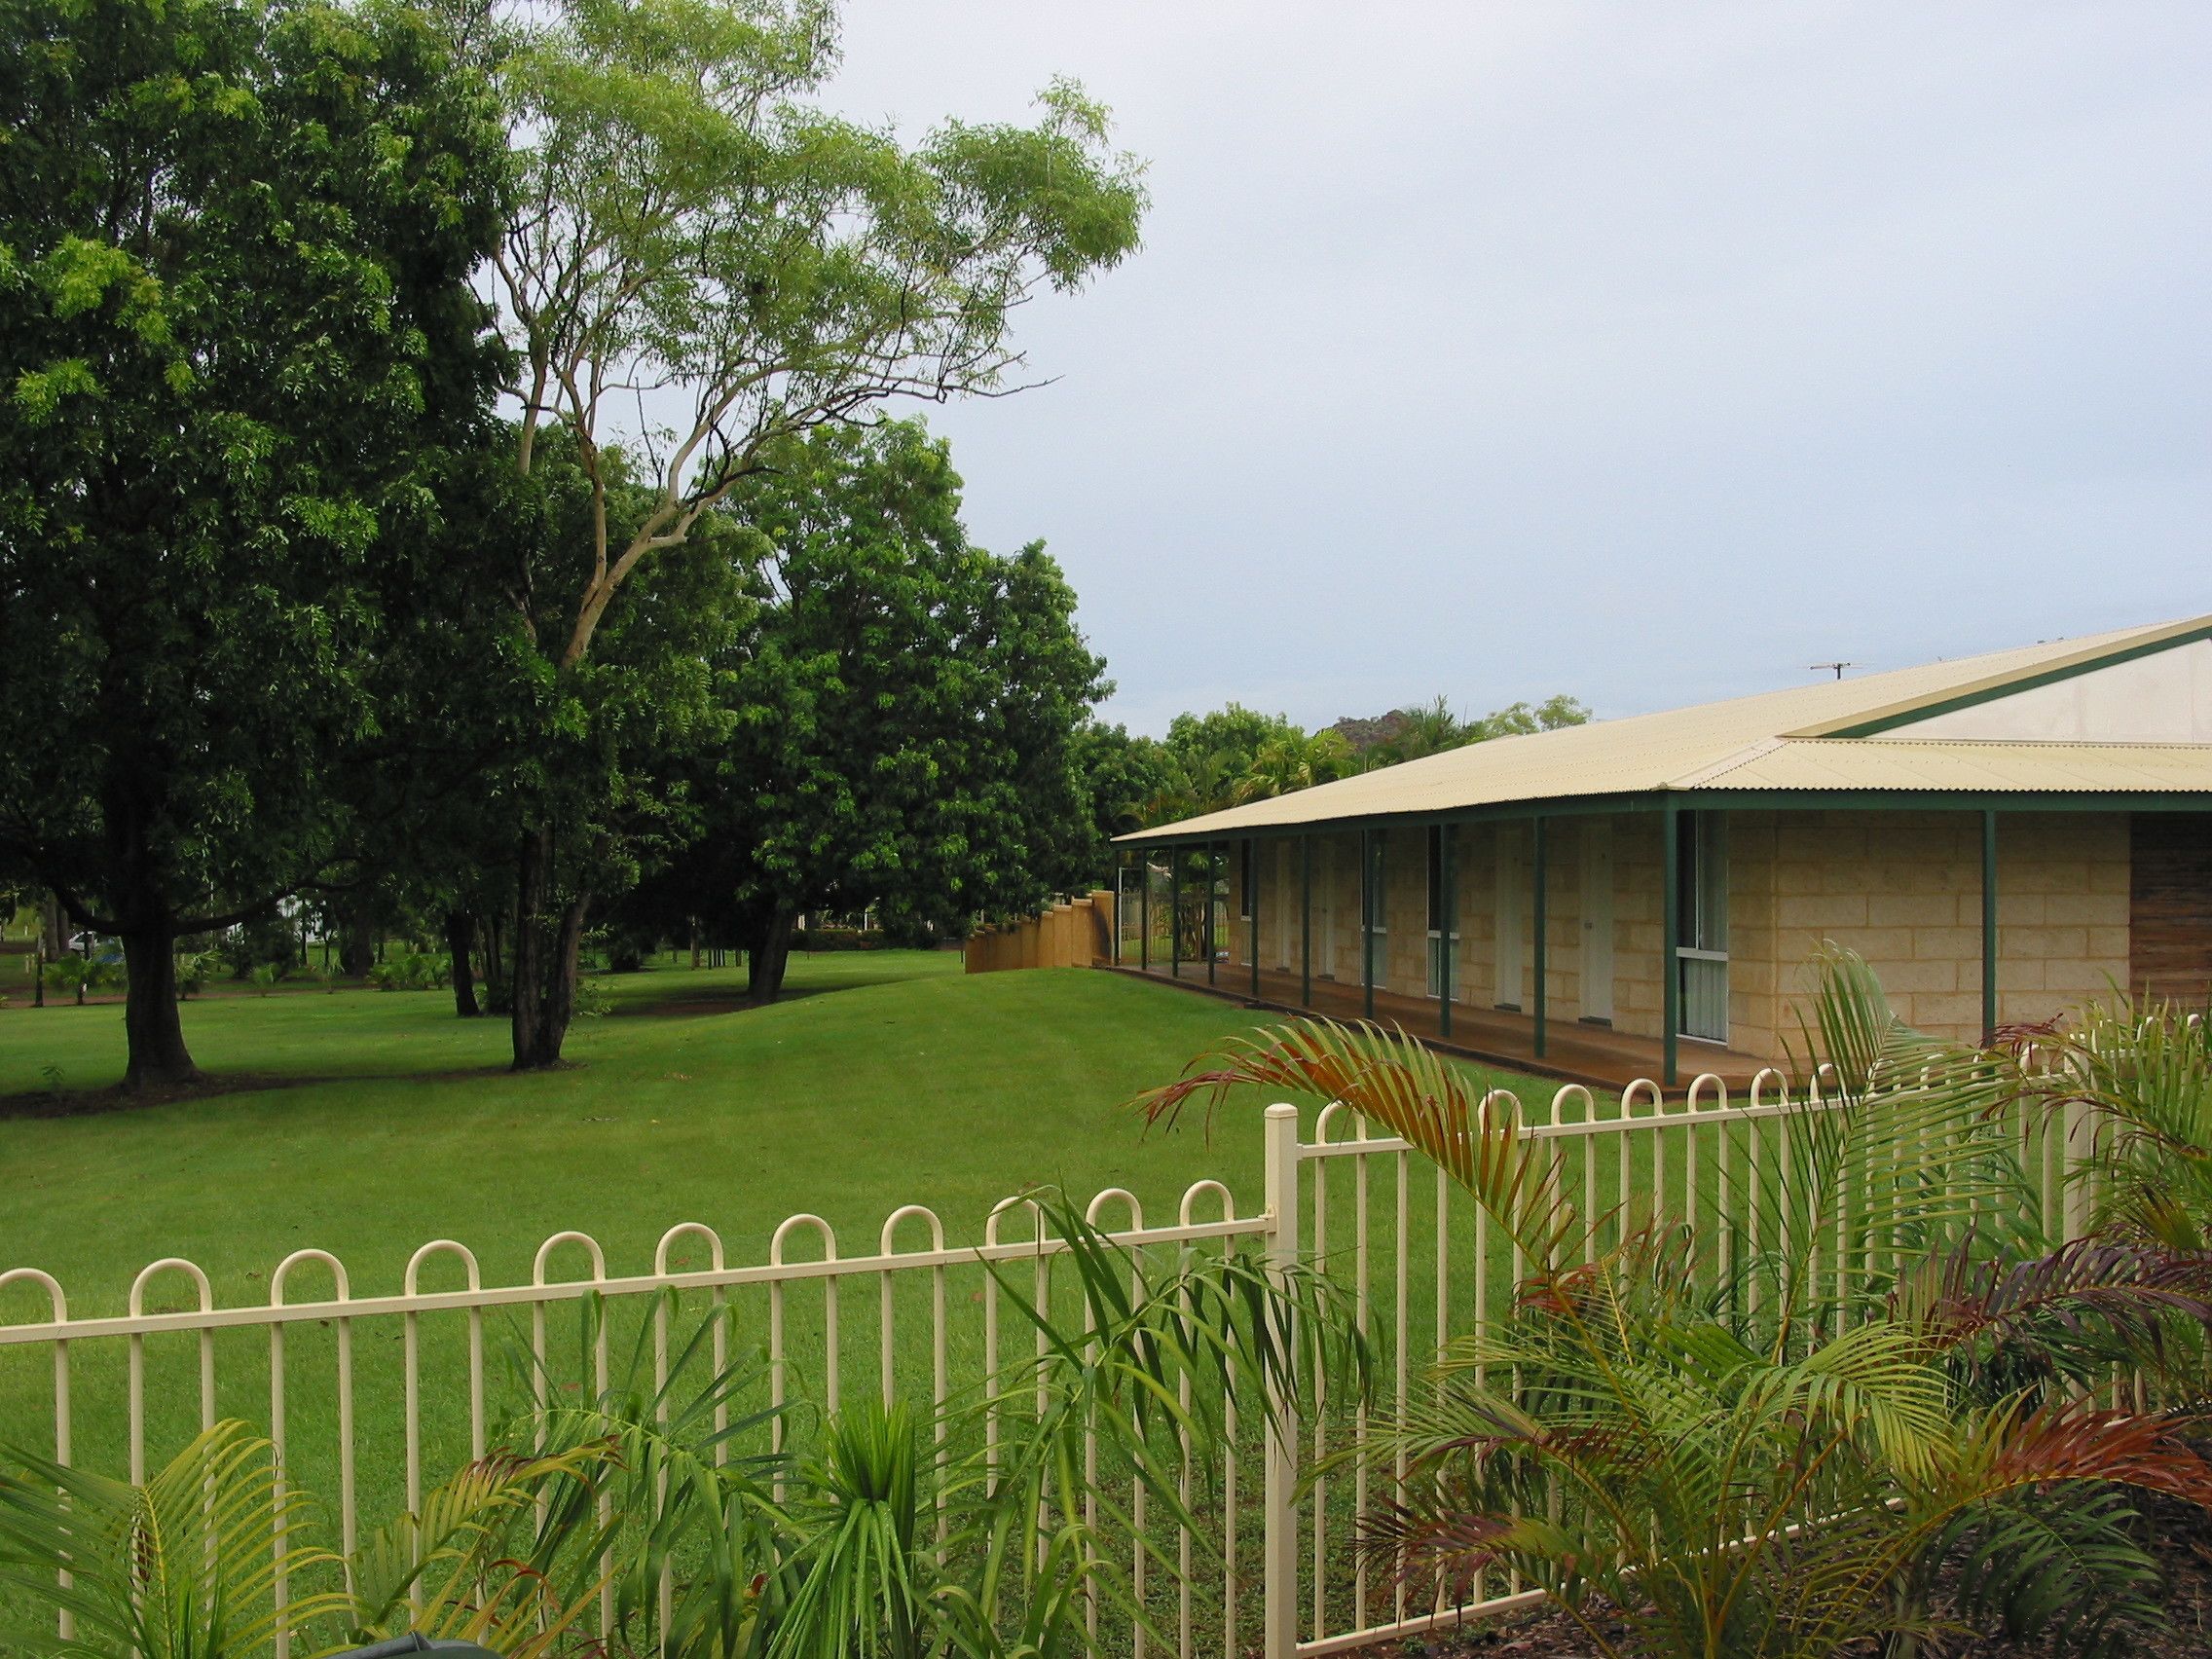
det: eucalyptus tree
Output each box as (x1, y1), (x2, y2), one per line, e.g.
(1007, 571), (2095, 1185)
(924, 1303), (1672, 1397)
(0, 0), (509, 1087)
(481, 0), (1146, 1067)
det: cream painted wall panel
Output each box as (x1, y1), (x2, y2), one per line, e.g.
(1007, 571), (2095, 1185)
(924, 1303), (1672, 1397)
(1495, 824), (1524, 1010)
(1580, 819), (1614, 1023)
(1902, 639), (2212, 743)
(1766, 811), (2131, 1047)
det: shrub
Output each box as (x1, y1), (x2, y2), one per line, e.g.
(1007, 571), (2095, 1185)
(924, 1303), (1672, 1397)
(880, 916), (948, 950)
(42, 955), (92, 1006)
(792, 926), (887, 952)
(369, 951), (451, 991)
(219, 916), (297, 980)
(173, 950), (218, 999)
(1135, 952), (2212, 1659)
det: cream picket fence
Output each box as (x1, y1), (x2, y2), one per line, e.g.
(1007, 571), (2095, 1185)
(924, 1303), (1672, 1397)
(0, 1068), (2083, 1659)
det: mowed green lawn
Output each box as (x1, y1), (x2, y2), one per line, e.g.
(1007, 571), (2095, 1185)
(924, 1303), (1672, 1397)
(0, 953), (1329, 1302)
(0, 950), (1576, 1609)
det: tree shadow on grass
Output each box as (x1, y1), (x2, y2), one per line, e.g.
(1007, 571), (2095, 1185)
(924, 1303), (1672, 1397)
(0, 1063), (517, 1122)
(606, 966), (925, 1019)
(1, 963), (938, 1117)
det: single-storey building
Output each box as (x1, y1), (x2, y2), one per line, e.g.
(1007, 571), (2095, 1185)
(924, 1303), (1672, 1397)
(1115, 614), (2212, 1088)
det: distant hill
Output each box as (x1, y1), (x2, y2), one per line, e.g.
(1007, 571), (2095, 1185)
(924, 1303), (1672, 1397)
(1327, 709), (1417, 755)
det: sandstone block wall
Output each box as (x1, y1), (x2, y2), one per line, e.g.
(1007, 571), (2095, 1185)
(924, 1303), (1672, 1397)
(1220, 808), (2135, 1061)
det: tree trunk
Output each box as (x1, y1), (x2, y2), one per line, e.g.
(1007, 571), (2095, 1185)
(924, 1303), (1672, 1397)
(478, 912), (512, 1015)
(119, 925), (198, 1088)
(445, 908), (481, 1017)
(338, 912), (375, 979)
(33, 892), (62, 1008)
(745, 906), (796, 1005)
(511, 825), (588, 1070)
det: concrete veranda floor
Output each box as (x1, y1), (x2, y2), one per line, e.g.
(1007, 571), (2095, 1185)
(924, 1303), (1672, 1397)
(1112, 958), (1777, 1094)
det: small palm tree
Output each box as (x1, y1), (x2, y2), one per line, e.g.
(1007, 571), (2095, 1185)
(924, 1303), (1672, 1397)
(0, 1199), (1359, 1659)
(2017, 995), (2212, 1252)
(1132, 950), (2212, 1659)
(1234, 730), (1353, 802)
(0, 1422), (348, 1659)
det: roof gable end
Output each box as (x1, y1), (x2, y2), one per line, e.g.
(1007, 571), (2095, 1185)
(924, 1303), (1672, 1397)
(1787, 616), (2212, 741)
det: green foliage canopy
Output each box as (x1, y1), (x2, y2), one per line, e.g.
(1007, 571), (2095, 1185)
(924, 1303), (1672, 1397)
(615, 421), (1108, 985)
(0, 0), (510, 1084)
(482, 0), (1146, 1062)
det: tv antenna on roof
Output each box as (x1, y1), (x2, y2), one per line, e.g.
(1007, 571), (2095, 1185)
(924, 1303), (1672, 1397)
(1810, 661), (1858, 681)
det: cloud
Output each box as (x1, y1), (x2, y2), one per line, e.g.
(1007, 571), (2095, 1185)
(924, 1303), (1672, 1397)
(821, 1), (2212, 732)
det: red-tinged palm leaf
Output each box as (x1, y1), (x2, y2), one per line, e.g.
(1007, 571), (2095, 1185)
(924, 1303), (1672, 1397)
(348, 1440), (624, 1657)
(1128, 1016), (1584, 1267)
(1902, 1235), (2212, 1385)
(1922, 1397), (2212, 1522)
(1356, 1504), (1545, 1605)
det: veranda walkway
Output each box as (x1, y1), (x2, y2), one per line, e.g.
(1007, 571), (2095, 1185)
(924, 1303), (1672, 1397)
(1113, 959), (1775, 1093)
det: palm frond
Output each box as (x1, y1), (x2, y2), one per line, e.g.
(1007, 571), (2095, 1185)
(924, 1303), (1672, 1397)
(1130, 1016), (1582, 1266)
(349, 1440), (620, 1658)
(0, 1422), (347, 1659)
(1934, 1487), (2164, 1659)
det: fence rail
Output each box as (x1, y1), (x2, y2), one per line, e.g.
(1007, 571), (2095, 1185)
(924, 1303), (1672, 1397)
(0, 1064), (2086, 1658)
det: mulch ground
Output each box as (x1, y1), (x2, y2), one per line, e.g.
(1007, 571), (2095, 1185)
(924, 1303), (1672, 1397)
(1356, 1497), (2212, 1657)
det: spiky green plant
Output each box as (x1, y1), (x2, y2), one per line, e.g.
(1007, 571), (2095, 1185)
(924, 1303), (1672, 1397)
(770, 1401), (927, 1659)
(1133, 949), (2212, 1659)
(501, 1296), (789, 1659)
(504, 1195), (1363, 1659)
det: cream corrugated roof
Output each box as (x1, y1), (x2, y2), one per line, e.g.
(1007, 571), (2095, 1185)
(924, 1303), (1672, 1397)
(1120, 614), (2212, 843)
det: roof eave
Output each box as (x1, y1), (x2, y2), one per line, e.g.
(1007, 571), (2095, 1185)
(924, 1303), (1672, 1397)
(1112, 783), (2212, 846)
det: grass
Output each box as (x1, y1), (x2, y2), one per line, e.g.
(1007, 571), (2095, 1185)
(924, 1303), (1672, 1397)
(0, 951), (1318, 1300)
(0, 954), (1553, 1516)
(0, 953), (1747, 1650)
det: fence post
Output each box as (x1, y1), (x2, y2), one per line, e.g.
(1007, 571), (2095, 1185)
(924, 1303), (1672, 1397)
(2061, 1093), (2091, 1243)
(1263, 1102), (1302, 1659)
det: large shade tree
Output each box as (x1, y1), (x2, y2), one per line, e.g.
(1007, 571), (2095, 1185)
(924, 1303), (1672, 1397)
(0, 0), (509, 1087)
(614, 420), (1107, 1002)
(483, 0), (1145, 1067)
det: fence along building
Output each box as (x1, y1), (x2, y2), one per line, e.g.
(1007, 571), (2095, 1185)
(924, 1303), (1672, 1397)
(1116, 613), (2212, 1088)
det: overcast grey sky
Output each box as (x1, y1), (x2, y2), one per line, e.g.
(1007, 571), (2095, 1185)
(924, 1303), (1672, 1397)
(819, 3), (2211, 736)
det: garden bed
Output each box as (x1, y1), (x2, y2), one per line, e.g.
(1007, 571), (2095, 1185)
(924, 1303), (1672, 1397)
(1362, 1495), (2212, 1657)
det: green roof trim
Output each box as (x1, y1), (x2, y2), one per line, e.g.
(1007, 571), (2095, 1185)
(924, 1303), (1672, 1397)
(1116, 789), (2212, 848)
